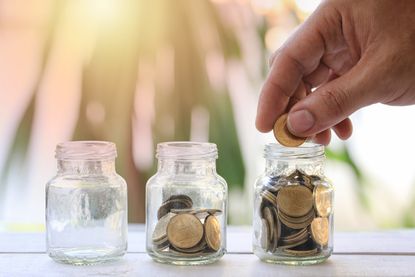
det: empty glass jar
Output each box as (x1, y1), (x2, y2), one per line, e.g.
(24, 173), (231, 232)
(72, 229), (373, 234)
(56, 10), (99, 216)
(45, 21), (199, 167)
(253, 143), (334, 265)
(46, 141), (128, 265)
(146, 142), (227, 265)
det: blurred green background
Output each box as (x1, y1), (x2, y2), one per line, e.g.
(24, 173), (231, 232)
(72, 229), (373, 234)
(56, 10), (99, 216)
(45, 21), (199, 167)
(0, 0), (414, 231)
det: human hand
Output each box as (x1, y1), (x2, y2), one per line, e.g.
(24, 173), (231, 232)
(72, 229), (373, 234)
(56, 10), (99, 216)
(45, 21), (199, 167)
(256, 0), (415, 145)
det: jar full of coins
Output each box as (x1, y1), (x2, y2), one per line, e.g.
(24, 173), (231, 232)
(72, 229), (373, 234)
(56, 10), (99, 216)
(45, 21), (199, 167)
(46, 141), (128, 265)
(146, 142), (227, 265)
(253, 143), (334, 265)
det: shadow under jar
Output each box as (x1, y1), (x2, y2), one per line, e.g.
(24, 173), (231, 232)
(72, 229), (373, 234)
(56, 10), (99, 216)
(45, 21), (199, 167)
(46, 141), (128, 265)
(146, 142), (227, 265)
(253, 143), (334, 265)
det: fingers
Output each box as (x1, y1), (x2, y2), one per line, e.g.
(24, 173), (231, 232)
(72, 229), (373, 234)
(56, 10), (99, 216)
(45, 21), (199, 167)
(311, 118), (352, 146)
(311, 118), (351, 145)
(313, 129), (331, 146)
(287, 61), (373, 137)
(304, 63), (331, 88)
(256, 9), (328, 132)
(287, 81), (309, 110)
(256, 55), (301, 132)
(332, 118), (353, 140)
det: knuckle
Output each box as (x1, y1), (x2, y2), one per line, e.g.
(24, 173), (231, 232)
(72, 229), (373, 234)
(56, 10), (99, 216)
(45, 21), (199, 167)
(268, 78), (292, 99)
(319, 88), (347, 116)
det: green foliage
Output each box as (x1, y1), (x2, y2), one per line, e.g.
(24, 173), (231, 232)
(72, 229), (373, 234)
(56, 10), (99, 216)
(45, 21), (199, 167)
(326, 144), (370, 209)
(1, 0), (257, 222)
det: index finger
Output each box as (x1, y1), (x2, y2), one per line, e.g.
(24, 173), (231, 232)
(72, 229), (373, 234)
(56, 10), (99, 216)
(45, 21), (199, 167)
(255, 6), (331, 132)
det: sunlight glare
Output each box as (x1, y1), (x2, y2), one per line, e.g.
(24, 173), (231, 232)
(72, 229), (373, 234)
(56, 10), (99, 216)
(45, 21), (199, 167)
(84, 0), (121, 24)
(294, 0), (320, 14)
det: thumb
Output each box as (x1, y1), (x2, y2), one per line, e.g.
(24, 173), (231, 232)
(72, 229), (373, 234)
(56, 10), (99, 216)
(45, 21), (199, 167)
(287, 62), (377, 137)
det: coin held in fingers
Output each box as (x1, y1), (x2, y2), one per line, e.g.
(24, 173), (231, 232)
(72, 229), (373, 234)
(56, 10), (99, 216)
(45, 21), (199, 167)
(273, 113), (307, 147)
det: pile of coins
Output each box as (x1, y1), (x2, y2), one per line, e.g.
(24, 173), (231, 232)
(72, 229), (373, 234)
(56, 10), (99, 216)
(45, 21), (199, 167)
(258, 169), (332, 256)
(152, 194), (222, 256)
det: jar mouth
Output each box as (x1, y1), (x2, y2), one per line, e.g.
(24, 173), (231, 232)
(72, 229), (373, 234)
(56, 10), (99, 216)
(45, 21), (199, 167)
(264, 142), (324, 160)
(56, 141), (117, 161)
(156, 141), (218, 160)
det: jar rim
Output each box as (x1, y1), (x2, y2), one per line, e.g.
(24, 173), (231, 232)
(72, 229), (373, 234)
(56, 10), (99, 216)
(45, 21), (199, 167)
(264, 142), (324, 160)
(55, 141), (117, 161)
(156, 141), (218, 160)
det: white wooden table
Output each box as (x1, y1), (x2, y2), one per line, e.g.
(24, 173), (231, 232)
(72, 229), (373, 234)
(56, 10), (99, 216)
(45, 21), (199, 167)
(1, 226), (414, 276)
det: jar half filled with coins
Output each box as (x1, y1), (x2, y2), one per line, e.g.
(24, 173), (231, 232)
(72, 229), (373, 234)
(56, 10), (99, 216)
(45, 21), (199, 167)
(146, 142), (227, 265)
(253, 143), (334, 265)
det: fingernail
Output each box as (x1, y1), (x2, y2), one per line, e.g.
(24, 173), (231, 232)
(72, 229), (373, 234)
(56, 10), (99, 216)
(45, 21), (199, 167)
(287, 110), (315, 134)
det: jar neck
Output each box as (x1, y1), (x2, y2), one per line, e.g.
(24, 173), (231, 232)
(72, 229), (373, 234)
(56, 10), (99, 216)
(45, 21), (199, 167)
(157, 159), (216, 176)
(265, 158), (325, 176)
(264, 143), (325, 176)
(57, 159), (116, 175)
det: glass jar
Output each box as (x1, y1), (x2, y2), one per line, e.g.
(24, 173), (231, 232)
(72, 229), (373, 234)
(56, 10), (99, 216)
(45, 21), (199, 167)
(46, 141), (128, 265)
(253, 143), (334, 265)
(146, 142), (227, 265)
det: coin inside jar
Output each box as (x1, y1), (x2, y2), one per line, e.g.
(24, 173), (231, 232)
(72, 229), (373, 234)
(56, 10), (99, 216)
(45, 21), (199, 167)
(260, 218), (270, 251)
(261, 190), (278, 207)
(166, 194), (193, 204)
(314, 184), (332, 217)
(152, 212), (176, 243)
(171, 239), (207, 254)
(157, 196), (193, 219)
(311, 217), (329, 246)
(283, 248), (318, 256)
(257, 168), (334, 256)
(167, 214), (204, 249)
(273, 113), (307, 147)
(171, 208), (223, 220)
(262, 207), (275, 242)
(276, 185), (313, 217)
(204, 215), (221, 252)
(278, 209), (315, 230)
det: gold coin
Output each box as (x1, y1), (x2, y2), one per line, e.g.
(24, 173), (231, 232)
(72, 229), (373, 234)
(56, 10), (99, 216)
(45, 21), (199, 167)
(154, 239), (170, 250)
(204, 215), (221, 252)
(278, 213), (314, 230)
(260, 218), (270, 251)
(279, 236), (309, 249)
(314, 184), (333, 217)
(278, 208), (315, 230)
(152, 212), (176, 242)
(277, 185), (313, 217)
(270, 206), (280, 252)
(166, 194), (193, 205)
(279, 208), (314, 224)
(207, 209), (223, 215)
(170, 208), (223, 220)
(172, 239), (207, 254)
(263, 207), (275, 243)
(281, 228), (309, 245)
(283, 248), (318, 256)
(282, 227), (308, 241)
(261, 190), (278, 207)
(157, 198), (193, 220)
(167, 214), (204, 249)
(311, 217), (329, 246)
(288, 170), (314, 190)
(273, 113), (307, 147)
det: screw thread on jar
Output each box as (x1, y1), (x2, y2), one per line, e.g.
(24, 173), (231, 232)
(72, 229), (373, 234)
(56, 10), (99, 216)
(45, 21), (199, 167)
(264, 142), (325, 176)
(55, 141), (117, 175)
